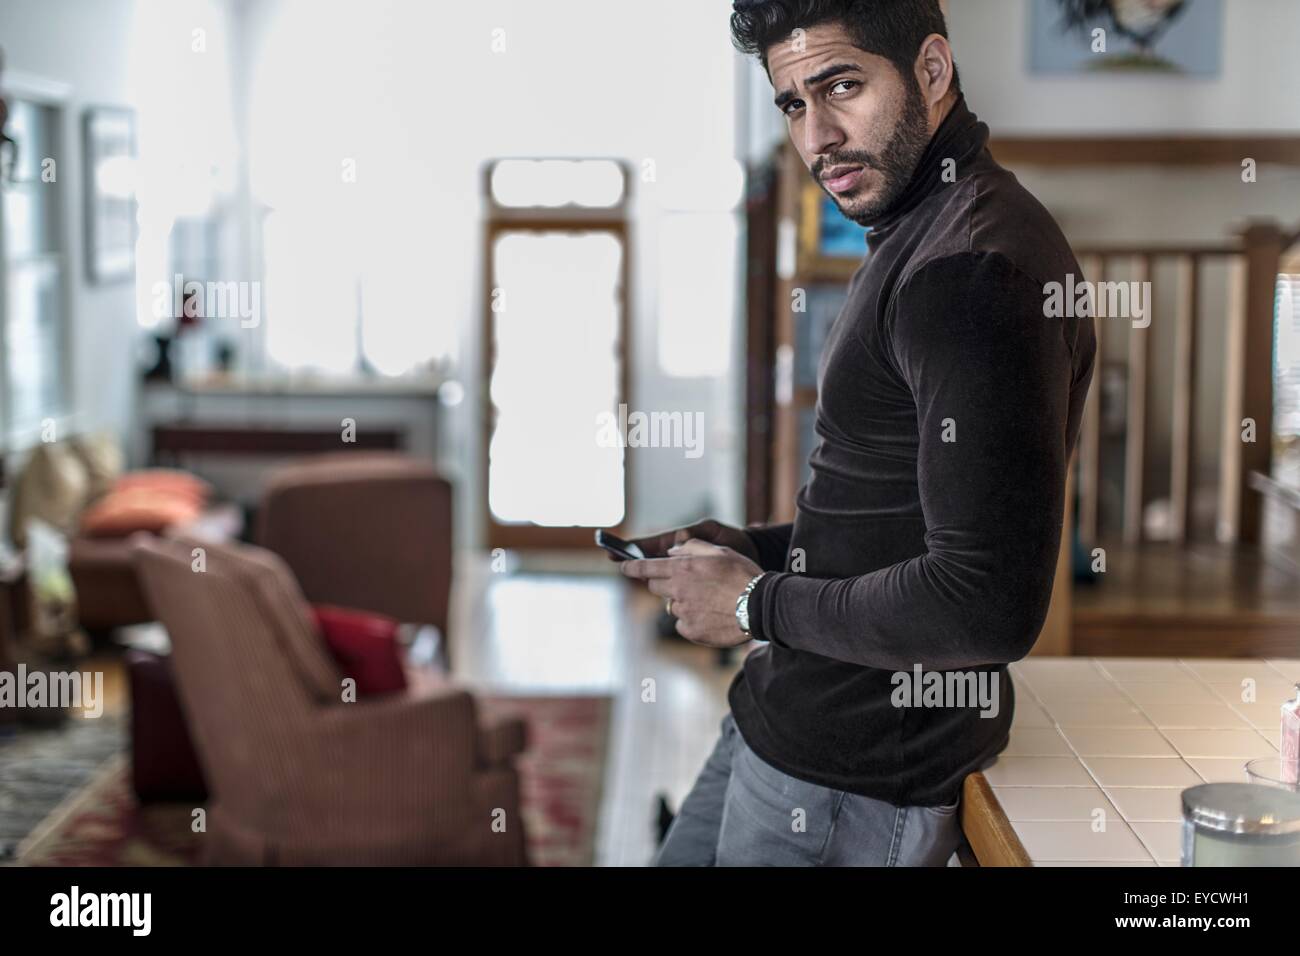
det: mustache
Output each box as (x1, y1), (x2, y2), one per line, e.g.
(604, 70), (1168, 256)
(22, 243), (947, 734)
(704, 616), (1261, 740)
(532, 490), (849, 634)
(814, 153), (880, 179)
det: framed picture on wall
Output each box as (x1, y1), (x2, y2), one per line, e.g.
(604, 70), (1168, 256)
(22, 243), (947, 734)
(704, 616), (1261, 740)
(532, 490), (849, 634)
(1029, 0), (1223, 75)
(83, 106), (137, 283)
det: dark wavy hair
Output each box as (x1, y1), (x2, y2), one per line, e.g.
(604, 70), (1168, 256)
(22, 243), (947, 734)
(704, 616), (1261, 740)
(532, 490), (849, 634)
(730, 0), (960, 93)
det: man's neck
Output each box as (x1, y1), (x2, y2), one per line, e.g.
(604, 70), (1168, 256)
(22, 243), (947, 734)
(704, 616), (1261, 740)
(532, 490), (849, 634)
(927, 90), (959, 139)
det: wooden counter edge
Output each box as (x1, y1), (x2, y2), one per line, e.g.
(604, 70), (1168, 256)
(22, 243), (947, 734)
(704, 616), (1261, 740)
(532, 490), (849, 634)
(960, 772), (1033, 867)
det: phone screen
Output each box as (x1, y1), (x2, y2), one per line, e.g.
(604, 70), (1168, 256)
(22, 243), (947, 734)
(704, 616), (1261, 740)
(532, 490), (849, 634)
(595, 529), (644, 561)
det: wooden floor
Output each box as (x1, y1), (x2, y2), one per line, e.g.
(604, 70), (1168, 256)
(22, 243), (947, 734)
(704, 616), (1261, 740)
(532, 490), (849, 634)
(1072, 540), (1300, 658)
(449, 551), (741, 867)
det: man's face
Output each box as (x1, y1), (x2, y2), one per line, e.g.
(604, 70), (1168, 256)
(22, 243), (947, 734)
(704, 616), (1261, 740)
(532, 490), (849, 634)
(768, 22), (932, 225)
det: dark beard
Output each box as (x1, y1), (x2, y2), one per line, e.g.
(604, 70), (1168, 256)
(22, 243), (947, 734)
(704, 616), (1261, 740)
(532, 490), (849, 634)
(827, 84), (932, 226)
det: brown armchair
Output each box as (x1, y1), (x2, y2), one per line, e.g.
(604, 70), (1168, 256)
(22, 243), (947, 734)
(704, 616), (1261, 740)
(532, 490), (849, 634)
(256, 453), (454, 669)
(131, 534), (528, 866)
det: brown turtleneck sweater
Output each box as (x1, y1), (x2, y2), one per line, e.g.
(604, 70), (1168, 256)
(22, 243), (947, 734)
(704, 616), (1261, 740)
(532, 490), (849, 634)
(729, 96), (1096, 807)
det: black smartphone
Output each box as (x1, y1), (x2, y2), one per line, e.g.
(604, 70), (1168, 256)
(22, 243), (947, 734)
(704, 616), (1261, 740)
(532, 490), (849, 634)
(595, 529), (645, 562)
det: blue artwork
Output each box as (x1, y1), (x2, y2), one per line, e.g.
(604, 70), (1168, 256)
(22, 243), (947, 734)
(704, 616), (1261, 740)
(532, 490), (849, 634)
(1029, 0), (1222, 75)
(818, 195), (870, 257)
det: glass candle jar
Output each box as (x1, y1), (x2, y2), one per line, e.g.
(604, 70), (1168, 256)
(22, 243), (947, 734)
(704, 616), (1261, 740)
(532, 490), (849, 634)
(1182, 783), (1300, 866)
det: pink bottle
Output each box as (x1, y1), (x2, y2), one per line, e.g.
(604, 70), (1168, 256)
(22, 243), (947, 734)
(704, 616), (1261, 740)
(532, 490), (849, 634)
(1282, 684), (1300, 786)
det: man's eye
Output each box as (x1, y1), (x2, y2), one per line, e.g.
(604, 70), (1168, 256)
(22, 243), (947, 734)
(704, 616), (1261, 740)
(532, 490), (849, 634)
(782, 100), (804, 116)
(828, 79), (858, 96)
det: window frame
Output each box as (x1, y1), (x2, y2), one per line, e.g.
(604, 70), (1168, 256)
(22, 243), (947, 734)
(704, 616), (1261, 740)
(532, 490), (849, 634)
(0, 70), (74, 452)
(480, 157), (634, 549)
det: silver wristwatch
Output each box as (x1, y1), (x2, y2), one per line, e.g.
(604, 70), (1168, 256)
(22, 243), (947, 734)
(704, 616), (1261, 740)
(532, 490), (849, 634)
(735, 573), (765, 634)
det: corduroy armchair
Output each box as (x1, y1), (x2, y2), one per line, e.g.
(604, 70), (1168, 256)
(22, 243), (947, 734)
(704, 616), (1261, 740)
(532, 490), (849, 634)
(131, 534), (529, 866)
(256, 453), (454, 670)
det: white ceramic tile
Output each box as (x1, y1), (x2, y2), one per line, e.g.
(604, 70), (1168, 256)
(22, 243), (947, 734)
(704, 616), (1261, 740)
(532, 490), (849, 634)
(1102, 787), (1185, 822)
(1015, 670), (1114, 694)
(1121, 682), (1219, 706)
(1130, 822), (1184, 863)
(1043, 699), (1153, 728)
(1186, 757), (1253, 784)
(1003, 727), (1074, 756)
(1015, 681), (1129, 703)
(993, 786), (1117, 822)
(1181, 660), (1277, 684)
(1225, 697), (1291, 731)
(1010, 696), (1055, 728)
(1060, 727), (1178, 757)
(1013, 658), (1108, 681)
(1014, 820), (1153, 862)
(1207, 681), (1297, 708)
(1162, 728), (1277, 759)
(1133, 699), (1251, 729)
(982, 755), (1096, 787)
(1266, 660), (1300, 681)
(1034, 860), (1157, 867)
(1081, 757), (1202, 788)
(1096, 659), (1195, 682)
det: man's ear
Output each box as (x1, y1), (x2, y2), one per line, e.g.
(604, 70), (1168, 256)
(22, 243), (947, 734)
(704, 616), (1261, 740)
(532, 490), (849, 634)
(914, 33), (955, 108)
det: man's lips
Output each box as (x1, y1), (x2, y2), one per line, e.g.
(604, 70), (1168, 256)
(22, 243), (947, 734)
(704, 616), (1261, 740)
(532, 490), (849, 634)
(821, 165), (864, 194)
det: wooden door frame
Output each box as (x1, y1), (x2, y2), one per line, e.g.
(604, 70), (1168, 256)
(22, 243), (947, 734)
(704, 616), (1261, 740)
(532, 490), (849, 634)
(742, 156), (778, 526)
(480, 193), (633, 550)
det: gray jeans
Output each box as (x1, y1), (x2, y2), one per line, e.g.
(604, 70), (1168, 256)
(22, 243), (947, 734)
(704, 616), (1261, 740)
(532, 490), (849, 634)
(654, 712), (962, 866)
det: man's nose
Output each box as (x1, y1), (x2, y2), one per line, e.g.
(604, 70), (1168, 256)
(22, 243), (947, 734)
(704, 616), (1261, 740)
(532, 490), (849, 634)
(803, 105), (844, 159)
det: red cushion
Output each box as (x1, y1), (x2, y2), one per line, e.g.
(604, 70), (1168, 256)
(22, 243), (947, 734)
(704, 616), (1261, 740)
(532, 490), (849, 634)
(310, 605), (408, 696)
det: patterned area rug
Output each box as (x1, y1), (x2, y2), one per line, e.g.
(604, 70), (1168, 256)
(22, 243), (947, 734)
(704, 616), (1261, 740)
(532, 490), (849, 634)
(0, 716), (126, 863)
(11, 695), (611, 867)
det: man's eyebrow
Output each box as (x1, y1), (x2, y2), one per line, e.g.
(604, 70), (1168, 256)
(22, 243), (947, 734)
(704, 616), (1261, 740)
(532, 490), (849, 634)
(773, 62), (863, 110)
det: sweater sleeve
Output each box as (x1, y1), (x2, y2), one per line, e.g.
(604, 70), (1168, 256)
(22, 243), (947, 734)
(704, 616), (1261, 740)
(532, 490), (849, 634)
(744, 523), (793, 573)
(747, 252), (1081, 670)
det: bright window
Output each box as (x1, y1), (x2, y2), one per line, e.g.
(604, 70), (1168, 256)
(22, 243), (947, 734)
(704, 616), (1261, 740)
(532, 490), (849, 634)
(1, 98), (67, 443)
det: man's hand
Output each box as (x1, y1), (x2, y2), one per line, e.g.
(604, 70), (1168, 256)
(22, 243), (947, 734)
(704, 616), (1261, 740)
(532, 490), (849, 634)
(619, 538), (762, 648)
(613, 518), (760, 564)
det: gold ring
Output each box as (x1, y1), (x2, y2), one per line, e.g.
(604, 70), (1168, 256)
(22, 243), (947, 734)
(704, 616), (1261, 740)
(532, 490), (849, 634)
(665, 598), (674, 616)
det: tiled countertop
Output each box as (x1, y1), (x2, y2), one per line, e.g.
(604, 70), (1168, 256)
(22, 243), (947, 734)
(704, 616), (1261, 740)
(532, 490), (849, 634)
(978, 657), (1300, 866)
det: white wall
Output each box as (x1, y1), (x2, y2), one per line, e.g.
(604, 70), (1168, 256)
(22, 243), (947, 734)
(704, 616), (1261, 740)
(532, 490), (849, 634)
(231, 0), (749, 547)
(1, 0), (749, 548)
(0, 0), (140, 452)
(947, 0), (1300, 134)
(1, 0), (243, 470)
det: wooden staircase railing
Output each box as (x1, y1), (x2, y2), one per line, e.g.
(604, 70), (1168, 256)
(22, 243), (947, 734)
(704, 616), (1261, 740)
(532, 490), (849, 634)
(1072, 221), (1292, 550)
(1036, 220), (1296, 656)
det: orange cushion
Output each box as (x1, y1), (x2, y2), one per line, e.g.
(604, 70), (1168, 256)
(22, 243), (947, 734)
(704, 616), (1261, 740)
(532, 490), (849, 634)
(113, 470), (212, 507)
(80, 488), (202, 538)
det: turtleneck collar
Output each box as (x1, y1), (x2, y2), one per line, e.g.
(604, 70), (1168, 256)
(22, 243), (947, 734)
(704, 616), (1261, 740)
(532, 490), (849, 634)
(860, 94), (990, 239)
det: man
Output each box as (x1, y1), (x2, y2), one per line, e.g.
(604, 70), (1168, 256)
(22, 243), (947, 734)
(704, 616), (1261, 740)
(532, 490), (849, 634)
(619, 0), (1096, 866)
